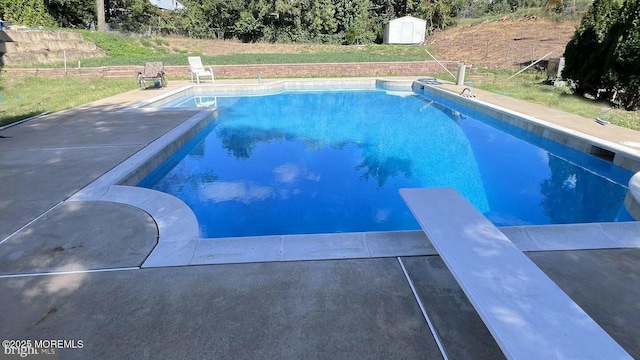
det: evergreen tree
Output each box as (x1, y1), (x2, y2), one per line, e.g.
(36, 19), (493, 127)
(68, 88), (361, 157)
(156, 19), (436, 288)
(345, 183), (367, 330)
(562, 0), (621, 96)
(604, 0), (640, 109)
(564, 0), (640, 110)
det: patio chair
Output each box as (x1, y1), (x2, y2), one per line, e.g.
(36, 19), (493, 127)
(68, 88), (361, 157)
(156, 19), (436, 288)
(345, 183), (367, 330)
(188, 56), (215, 84)
(137, 62), (167, 89)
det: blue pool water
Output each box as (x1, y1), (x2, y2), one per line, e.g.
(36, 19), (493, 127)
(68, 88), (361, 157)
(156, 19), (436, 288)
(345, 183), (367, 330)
(138, 89), (635, 238)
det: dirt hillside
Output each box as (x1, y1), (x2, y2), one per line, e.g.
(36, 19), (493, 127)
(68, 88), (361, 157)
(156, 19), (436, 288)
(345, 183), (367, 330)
(427, 17), (579, 69)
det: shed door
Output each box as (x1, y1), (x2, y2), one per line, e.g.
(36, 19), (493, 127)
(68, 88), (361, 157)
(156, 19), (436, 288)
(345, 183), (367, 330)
(401, 22), (414, 43)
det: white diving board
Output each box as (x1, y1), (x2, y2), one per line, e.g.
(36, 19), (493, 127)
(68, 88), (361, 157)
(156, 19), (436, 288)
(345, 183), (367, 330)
(399, 187), (632, 360)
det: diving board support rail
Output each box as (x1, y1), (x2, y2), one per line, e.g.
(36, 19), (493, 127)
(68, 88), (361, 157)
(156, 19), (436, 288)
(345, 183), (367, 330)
(399, 187), (632, 360)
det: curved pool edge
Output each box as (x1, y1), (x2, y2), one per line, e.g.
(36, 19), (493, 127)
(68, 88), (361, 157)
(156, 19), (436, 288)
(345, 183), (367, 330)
(625, 172), (640, 220)
(99, 185), (201, 268)
(65, 108), (215, 267)
(69, 184), (200, 268)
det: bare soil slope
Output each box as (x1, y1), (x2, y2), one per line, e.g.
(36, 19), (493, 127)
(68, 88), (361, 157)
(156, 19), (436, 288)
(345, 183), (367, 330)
(427, 17), (578, 69)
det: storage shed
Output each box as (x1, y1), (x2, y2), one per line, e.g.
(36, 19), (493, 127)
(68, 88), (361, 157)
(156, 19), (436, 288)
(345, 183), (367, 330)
(149, 0), (185, 10)
(383, 16), (427, 45)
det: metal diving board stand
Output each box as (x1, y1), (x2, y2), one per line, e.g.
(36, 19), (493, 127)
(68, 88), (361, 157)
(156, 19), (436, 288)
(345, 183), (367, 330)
(399, 187), (632, 360)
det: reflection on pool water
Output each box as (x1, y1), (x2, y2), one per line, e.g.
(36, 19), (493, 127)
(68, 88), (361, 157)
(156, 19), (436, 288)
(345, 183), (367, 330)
(138, 89), (634, 238)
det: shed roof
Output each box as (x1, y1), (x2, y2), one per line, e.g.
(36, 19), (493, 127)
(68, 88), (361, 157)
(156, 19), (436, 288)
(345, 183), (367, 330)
(148, 0), (185, 10)
(389, 16), (426, 23)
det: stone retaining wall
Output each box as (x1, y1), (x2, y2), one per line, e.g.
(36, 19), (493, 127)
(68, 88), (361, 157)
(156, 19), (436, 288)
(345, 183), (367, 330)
(2, 61), (459, 79)
(1, 30), (106, 66)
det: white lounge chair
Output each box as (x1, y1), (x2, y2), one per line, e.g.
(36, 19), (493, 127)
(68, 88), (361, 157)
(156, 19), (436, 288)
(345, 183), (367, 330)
(188, 56), (214, 84)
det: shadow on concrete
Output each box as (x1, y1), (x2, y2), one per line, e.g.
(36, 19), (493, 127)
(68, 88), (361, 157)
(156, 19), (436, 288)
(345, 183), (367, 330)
(0, 103), (200, 255)
(0, 201), (157, 275)
(0, 258), (445, 359)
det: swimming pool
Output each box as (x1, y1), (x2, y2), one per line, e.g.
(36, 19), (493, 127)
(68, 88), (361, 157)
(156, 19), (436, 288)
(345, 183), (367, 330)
(138, 87), (635, 238)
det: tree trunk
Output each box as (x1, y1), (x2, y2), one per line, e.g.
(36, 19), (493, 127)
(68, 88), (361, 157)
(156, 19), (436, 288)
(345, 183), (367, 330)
(97, 0), (106, 31)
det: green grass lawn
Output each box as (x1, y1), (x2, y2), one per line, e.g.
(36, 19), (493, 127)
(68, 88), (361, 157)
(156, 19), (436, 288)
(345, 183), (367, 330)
(470, 72), (640, 131)
(73, 51), (429, 67)
(0, 75), (138, 127)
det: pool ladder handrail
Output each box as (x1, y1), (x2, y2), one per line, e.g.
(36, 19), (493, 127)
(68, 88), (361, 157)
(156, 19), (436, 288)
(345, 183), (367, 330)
(460, 88), (475, 98)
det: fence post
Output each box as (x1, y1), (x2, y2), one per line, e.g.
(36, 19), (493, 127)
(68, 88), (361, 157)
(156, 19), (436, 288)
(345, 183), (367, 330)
(456, 64), (466, 86)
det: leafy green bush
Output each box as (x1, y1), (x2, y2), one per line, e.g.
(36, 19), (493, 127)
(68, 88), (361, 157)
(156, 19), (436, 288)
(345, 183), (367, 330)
(602, 0), (640, 110)
(234, 11), (263, 42)
(2, 0), (56, 27)
(563, 0), (640, 110)
(563, 0), (621, 95)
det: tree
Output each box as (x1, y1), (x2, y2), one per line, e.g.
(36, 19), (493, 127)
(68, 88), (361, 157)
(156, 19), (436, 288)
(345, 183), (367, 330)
(161, 0), (244, 38)
(336, 0), (376, 44)
(206, 0), (245, 38)
(563, 0), (640, 110)
(267, 0), (304, 41)
(562, 0), (621, 96)
(2, 0), (56, 27)
(234, 11), (263, 42)
(174, 0), (214, 37)
(603, 0), (640, 110)
(303, 0), (338, 40)
(97, 0), (106, 30)
(46, 0), (96, 28)
(105, 0), (158, 32)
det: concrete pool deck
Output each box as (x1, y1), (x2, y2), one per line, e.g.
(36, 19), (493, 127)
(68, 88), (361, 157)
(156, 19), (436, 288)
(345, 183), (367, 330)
(1, 78), (639, 359)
